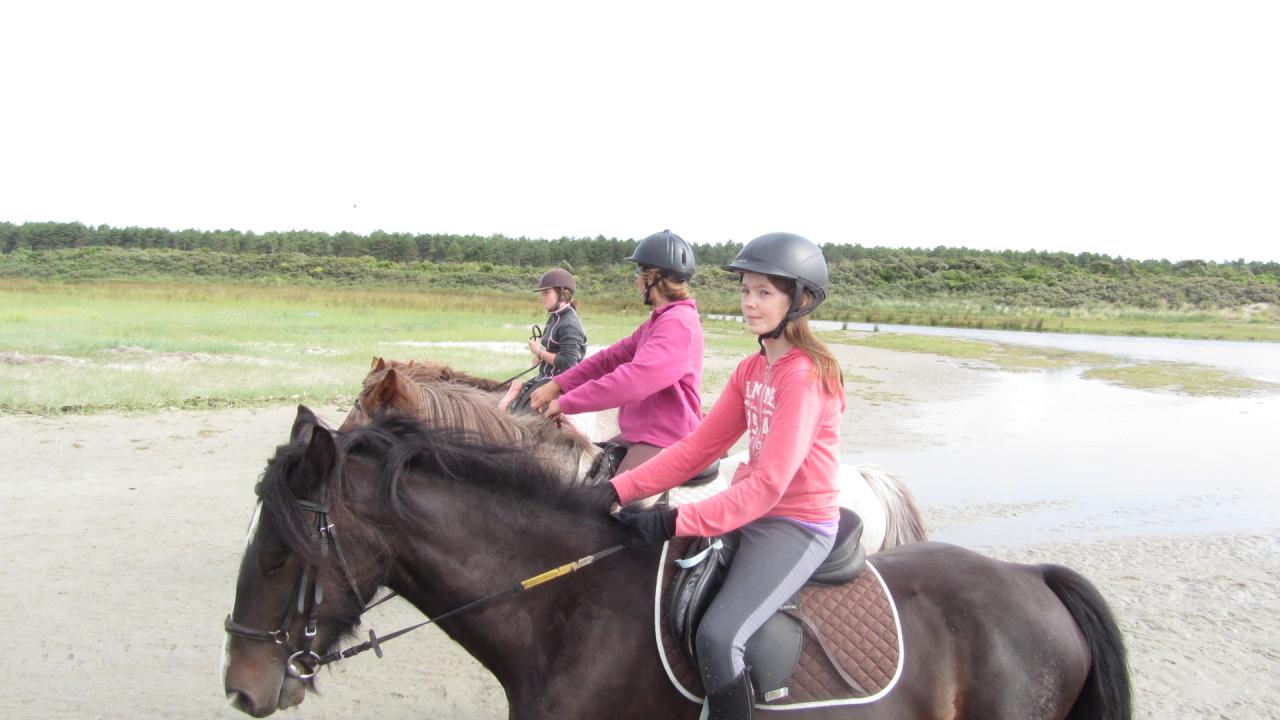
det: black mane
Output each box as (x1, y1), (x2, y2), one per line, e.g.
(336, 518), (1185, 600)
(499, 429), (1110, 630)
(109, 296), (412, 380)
(254, 413), (598, 564)
(345, 413), (576, 519)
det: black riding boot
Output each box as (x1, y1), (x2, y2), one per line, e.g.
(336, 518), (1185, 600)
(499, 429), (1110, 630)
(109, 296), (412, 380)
(706, 672), (753, 720)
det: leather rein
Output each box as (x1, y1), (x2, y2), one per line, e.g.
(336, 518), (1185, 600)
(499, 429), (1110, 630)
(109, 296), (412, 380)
(224, 498), (623, 680)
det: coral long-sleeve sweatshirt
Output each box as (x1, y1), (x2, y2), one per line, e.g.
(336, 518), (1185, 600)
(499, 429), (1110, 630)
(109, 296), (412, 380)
(554, 299), (703, 447)
(611, 347), (844, 537)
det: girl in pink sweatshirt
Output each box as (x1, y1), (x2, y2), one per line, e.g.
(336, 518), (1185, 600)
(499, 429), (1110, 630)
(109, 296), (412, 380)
(585, 232), (844, 720)
(530, 230), (704, 475)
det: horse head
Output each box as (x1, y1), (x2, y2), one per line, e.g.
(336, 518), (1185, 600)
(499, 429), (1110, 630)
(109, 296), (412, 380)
(339, 365), (418, 431)
(223, 406), (385, 717)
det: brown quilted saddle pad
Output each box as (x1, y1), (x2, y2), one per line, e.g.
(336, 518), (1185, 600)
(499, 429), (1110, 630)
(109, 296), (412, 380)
(654, 536), (904, 709)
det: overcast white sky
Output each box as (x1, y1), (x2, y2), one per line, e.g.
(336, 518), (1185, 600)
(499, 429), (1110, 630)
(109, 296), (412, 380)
(2, 1), (1277, 262)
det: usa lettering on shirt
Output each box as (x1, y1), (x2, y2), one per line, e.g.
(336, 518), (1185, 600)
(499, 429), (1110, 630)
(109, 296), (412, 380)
(743, 379), (777, 453)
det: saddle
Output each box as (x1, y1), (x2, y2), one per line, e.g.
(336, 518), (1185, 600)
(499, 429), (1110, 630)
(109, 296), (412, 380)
(587, 442), (719, 488)
(658, 509), (903, 707)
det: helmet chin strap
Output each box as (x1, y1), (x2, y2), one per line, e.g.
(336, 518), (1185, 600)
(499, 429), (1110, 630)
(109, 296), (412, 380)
(758, 287), (810, 352)
(757, 317), (787, 354)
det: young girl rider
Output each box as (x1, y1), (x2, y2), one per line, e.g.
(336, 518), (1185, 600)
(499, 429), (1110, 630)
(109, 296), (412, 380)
(530, 229), (704, 475)
(528, 268), (586, 378)
(503, 268), (586, 413)
(585, 232), (843, 720)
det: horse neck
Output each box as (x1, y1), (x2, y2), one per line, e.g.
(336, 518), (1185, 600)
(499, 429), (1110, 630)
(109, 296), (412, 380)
(369, 476), (677, 718)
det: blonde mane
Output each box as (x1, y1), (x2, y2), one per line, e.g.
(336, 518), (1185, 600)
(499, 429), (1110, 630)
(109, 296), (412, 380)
(341, 359), (595, 474)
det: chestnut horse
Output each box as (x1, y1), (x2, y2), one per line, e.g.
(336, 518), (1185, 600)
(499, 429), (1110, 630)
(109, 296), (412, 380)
(223, 409), (1131, 720)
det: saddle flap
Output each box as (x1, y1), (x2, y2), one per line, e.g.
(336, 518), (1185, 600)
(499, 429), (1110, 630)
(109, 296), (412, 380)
(667, 538), (730, 658)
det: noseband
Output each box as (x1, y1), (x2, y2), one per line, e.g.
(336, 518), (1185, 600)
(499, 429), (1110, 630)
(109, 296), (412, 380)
(223, 499), (369, 680)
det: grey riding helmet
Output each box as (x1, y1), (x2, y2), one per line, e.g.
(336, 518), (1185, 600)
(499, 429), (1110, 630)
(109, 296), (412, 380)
(722, 232), (829, 320)
(536, 268), (576, 292)
(624, 229), (696, 281)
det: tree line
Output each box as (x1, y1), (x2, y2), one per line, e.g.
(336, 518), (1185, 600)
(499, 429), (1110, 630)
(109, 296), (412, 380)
(2, 221), (1277, 311)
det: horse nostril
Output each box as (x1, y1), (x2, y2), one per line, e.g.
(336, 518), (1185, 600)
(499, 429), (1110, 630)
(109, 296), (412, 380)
(227, 689), (275, 718)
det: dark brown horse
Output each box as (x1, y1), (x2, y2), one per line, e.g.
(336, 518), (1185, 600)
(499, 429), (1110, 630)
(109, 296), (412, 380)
(223, 409), (1131, 719)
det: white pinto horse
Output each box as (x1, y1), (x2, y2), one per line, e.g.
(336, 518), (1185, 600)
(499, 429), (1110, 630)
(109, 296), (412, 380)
(563, 409), (927, 554)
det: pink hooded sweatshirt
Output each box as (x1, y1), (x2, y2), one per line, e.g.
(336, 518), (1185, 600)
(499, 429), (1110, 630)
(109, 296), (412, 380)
(554, 299), (703, 447)
(611, 347), (844, 537)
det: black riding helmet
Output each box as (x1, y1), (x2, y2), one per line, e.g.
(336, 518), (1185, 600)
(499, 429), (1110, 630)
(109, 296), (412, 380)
(723, 232), (829, 339)
(625, 229), (696, 281)
(626, 229), (695, 306)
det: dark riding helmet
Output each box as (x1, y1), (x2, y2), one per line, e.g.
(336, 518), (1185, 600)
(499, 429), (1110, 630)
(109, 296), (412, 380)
(624, 229), (696, 281)
(536, 268), (576, 292)
(723, 232), (829, 326)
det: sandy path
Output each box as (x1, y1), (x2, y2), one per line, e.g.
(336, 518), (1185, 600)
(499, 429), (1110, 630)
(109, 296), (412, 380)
(0, 344), (1276, 718)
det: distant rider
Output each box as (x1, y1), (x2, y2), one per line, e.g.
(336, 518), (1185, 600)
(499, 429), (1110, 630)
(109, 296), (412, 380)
(504, 268), (586, 413)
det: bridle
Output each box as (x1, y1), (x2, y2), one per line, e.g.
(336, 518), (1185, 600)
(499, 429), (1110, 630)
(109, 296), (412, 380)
(223, 498), (369, 680)
(224, 495), (624, 680)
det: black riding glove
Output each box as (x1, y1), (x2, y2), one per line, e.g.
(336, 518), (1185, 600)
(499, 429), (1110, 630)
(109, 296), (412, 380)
(617, 507), (678, 547)
(580, 481), (619, 511)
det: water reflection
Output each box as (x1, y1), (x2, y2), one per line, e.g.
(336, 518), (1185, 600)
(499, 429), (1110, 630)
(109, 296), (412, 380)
(848, 369), (1280, 547)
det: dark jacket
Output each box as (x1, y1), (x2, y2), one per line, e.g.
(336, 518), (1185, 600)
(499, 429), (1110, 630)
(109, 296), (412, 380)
(536, 305), (586, 378)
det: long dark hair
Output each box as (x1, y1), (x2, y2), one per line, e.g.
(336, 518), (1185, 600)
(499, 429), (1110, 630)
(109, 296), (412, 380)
(767, 276), (843, 396)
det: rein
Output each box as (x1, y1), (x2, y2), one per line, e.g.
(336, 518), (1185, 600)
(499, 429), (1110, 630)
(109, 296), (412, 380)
(493, 324), (547, 389)
(225, 496), (624, 679)
(319, 543), (625, 667)
(494, 363), (538, 390)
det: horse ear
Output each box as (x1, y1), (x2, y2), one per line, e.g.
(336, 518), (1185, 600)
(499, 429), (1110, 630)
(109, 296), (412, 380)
(291, 405), (319, 444)
(292, 425), (336, 500)
(372, 357), (386, 372)
(371, 368), (403, 408)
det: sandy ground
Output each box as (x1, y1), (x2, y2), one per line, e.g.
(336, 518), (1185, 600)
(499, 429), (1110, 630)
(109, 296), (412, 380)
(1, 343), (1277, 719)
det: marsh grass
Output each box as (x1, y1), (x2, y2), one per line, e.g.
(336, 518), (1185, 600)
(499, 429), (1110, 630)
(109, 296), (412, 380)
(833, 332), (1120, 371)
(833, 330), (1277, 398)
(0, 281), (754, 414)
(1081, 363), (1280, 397)
(819, 299), (1280, 342)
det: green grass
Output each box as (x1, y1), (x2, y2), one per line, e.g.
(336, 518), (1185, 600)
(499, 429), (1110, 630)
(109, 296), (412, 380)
(832, 331), (1120, 371)
(1081, 363), (1280, 397)
(814, 299), (1280, 342)
(830, 330), (1279, 398)
(0, 280), (753, 414)
(4, 278), (1276, 412)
